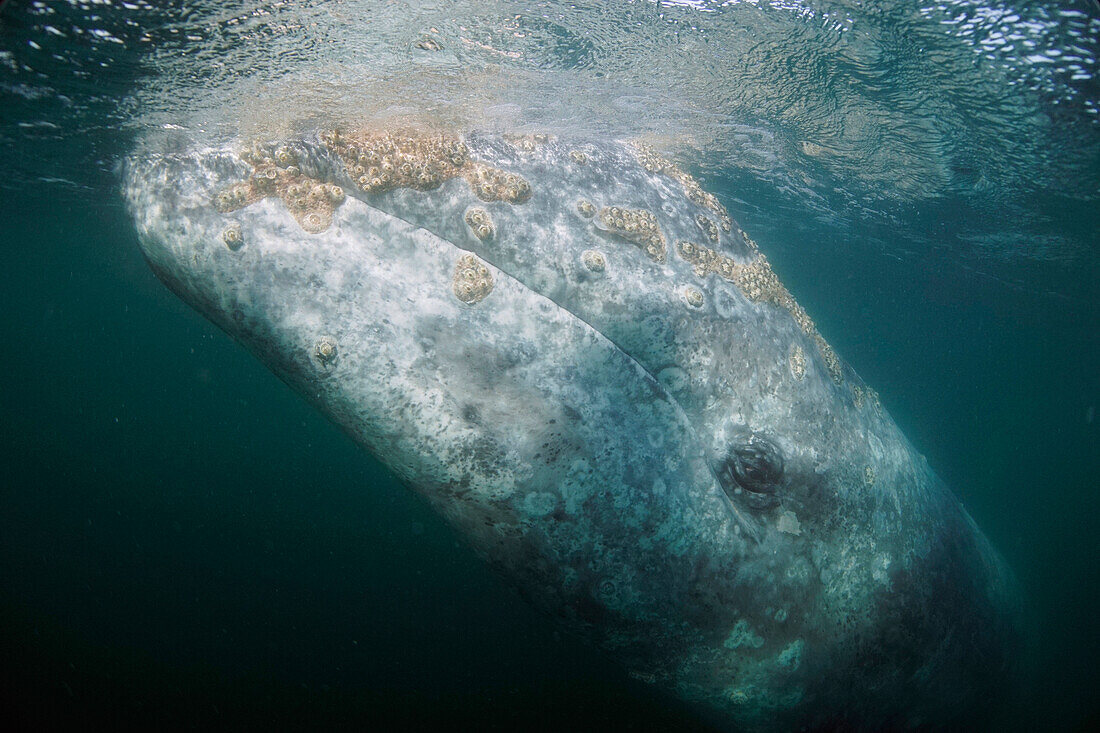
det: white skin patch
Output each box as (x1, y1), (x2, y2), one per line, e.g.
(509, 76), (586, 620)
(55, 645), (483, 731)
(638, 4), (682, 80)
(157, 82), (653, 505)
(523, 491), (557, 516)
(724, 619), (765, 649)
(777, 510), (802, 535)
(778, 639), (804, 669)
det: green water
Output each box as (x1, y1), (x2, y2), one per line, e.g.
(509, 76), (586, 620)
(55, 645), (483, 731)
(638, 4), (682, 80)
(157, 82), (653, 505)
(2, 1), (1097, 729)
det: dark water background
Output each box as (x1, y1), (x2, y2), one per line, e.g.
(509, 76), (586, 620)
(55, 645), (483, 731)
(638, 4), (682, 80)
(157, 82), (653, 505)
(1, 1), (1098, 730)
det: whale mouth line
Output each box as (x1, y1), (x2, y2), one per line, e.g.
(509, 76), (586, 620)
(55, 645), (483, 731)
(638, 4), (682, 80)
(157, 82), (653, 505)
(369, 196), (671, 391)
(369, 204), (765, 543)
(352, 199), (766, 546)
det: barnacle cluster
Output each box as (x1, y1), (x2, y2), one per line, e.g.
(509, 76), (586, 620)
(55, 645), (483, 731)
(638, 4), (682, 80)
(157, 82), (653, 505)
(569, 150), (589, 164)
(320, 130), (533, 205)
(678, 240), (787, 309)
(213, 141), (346, 234)
(863, 465), (876, 486)
(597, 206), (666, 263)
(212, 183), (253, 213)
(453, 253), (494, 304)
(785, 300), (815, 337)
(576, 199), (596, 218)
(464, 207), (495, 241)
(695, 213), (720, 243)
(627, 143), (848, 384)
(789, 345), (807, 381)
(675, 239), (844, 383)
(738, 228), (762, 254)
(814, 333), (843, 383)
(504, 133), (550, 152)
(464, 162), (533, 204)
(678, 240), (791, 310)
(286, 181), (346, 233)
(631, 143), (733, 231)
(735, 257), (785, 304)
(321, 130), (468, 195)
(852, 385), (866, 410)
(676, 240), (733, 279)
(213, 130), (533, 240)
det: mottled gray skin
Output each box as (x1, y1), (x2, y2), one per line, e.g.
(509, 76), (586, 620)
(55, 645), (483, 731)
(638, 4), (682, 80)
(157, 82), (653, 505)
(124, 132), (1020, 730)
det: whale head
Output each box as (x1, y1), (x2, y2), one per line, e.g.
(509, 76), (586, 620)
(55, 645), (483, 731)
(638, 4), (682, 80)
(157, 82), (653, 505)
(124, 128), (1020, 730)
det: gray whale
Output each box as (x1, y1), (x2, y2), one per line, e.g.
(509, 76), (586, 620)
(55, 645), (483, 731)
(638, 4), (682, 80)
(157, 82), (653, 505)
(124, 129), (1020, 730)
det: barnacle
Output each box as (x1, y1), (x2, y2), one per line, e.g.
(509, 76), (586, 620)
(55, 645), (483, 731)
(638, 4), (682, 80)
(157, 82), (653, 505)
(789, 345), (806, 381)
(581, 249), (606, 273)
(695, 213), (720, 243)
(322, 130), (531, 206)
(504, 133), (550, 152)
(314, 336), (338, 367)
(464, 207), (495, 241)
(677, 240), (722, 277)
(273, 145), (297, 168)
(323, 131), (464, 195)
(814, 333), (843, 383)
(673, 238), (844, 384)
(453, 254), (494, 304)
(597, 206), (666, 263)
(463, 163), (533, 204)
(222, 222), (243, 251)
(631, 142), (733, 230)
(212, 145), (344, 234)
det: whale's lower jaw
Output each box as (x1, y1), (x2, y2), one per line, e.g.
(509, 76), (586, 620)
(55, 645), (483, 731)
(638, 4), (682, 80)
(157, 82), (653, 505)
(125, 129), (1021, 730)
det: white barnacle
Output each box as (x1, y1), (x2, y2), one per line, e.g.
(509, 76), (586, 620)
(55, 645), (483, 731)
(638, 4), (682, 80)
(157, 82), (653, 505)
(274, 146), (296, 167)
(789, 344), (807, 381)
(452, 254), (494, 304)
(464, 207), (494, 240)
(221, 222), (243, 250)
(213, 191), (235, 212)
(581, 249), (606, 273)
(314, 336), (338, 367)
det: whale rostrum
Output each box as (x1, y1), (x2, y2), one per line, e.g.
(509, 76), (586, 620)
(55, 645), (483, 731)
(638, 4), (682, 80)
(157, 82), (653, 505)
(125, 128), (1020, 730)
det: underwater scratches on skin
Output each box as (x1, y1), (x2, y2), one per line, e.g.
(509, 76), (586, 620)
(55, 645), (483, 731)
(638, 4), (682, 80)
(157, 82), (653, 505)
(125, 128), (1021, 731)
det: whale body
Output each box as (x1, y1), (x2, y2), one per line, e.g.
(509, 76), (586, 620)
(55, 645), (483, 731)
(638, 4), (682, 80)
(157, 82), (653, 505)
(124, 129), (1019, 730)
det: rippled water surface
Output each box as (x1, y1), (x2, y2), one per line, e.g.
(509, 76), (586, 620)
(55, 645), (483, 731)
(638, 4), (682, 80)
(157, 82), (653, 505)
(1, 1), (1097, 729)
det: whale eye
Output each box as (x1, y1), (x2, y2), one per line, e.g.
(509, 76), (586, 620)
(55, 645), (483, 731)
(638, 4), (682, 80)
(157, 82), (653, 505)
(717, 434), (784, 507)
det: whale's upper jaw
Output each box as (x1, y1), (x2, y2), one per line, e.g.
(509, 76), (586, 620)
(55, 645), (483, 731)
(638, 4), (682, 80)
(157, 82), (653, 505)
(124, 129), (1020, 729)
